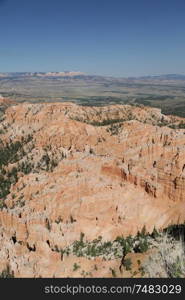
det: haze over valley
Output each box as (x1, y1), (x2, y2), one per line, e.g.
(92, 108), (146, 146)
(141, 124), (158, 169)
(1, 72), (185, 118)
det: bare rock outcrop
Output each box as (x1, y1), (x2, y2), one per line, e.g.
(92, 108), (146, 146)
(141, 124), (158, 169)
(0, 102), (184, 277)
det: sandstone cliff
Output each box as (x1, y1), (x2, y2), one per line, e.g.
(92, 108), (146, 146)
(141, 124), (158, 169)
(0, 102), (184, 277)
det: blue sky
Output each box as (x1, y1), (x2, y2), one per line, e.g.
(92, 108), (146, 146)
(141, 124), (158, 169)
(0, 0), (185, 77)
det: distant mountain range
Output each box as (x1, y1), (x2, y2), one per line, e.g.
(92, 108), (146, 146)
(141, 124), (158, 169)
(0, 71), (85, 78)
(134, 74), (185, 80)
(0, 72), (185, 80)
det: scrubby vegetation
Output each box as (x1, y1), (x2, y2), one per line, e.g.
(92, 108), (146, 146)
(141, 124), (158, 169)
(73, 263), (81, 271)
(89, 118), (127, 127)
(0, 136), (32, 168)
(57, 225), (185, 278)
(143, 225), (185, 278)
(168, 122), (185, 129)
(106, 123), (123, 135)
(0, 265), (14, 278)
(0, 136), (33, 201)
(72, 116), (129, 127)
(122, 258), (132, 271)
(0, 134), (63, 208)
(38, 153), (59, 172)
(60, 227), (152, 261)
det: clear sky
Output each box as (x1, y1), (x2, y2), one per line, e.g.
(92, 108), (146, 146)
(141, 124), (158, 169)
(0, 0), (185, 77)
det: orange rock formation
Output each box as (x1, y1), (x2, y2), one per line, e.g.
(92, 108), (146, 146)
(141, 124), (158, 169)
(0, 102), (184, 277)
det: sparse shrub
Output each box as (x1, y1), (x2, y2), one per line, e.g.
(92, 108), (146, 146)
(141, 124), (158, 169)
(143, 230), (185, 278)
(137, 259), (141, 266)
(0, 265), (14, 278)
(123, 258), (132, 271)
(151, 227), (160, 239)
(73, 263), (81, 271)
(107, 123), (122, 135)
(170, 256), (184, 278)
(134, 238), (149, 253)
(138, 265), (145, 277)
(110, 267), (117, 277)
(94, 264), (98, 271)
(80, 232), (85, 244)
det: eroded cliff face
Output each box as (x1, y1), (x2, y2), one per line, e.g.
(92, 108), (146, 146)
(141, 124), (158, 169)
(0, 102), (184, 277)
